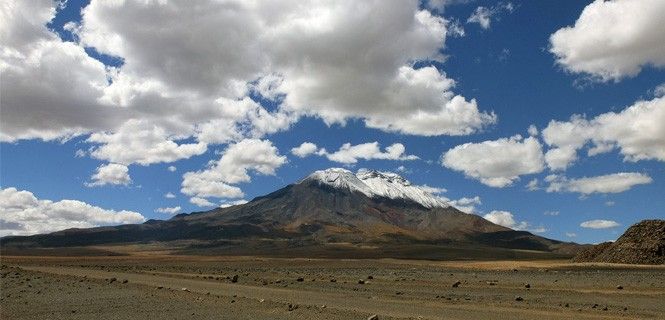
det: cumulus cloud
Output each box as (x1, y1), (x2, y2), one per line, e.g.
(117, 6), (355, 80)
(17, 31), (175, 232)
(181, 139), (286, 203)
(441, 135), (545, 187)
(291, 142), (320, 158)
(322, 142), (419, 164)
(189, 197), (216, 208)
(580, 219), (620, 229)
(550, 0), (665, 81)
(2, 0), (495, 148)
(542, 96), (665, 169)
(293, 142), (419, 164)
(86, 163), (131, 187)
(164, 192), (176, 199)
(167, 166), (177, 172)
(447, 196), (481, 213)
(483, 210), (527, 230)
(526, 178), (540, 191)
(0, 187), (145, 236)
(155, 206), (181, 215)
(545, 172), (653, 195)
(467, 2), (514, 29)
(87, 119), (207, 166)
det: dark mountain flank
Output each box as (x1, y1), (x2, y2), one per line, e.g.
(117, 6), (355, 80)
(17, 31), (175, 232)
(573, 219), (665, 265)
(1, 169), (580, 259)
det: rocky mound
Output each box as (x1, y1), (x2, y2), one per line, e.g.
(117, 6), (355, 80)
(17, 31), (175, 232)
(573, 219), (665, 265)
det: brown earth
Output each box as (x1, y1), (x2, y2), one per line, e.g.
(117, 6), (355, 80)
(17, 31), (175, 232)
(2, 253), (664, 320)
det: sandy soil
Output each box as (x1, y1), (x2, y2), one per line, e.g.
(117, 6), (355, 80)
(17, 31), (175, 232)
(2, 255), (664, 319)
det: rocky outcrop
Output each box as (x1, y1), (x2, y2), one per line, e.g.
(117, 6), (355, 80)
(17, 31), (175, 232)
(573, 220), (665, 265)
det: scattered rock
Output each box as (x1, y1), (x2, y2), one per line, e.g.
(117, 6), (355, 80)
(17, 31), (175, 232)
(122, 279), (128, 284)
(616, 285), (623, 290)
(231, 275), (239, 283)
(515, 296), (524, 301)
(524, 283), (531, 289)
(452, 281), (461, 288)
(296, 277), (304, 282)
(288, 303), (299, 311)
(367, 275), (374, 280)
(368, 315), (379, 320)
(358, 279), (366, 284)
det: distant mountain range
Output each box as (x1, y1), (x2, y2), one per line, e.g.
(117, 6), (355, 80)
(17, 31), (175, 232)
(1, 168), (581, 259)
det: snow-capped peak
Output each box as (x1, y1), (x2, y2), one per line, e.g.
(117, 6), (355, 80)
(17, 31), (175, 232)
(304, 168), (449, 208)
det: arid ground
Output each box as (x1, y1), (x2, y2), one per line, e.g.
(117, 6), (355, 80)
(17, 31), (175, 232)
(1, 249), (664, 320)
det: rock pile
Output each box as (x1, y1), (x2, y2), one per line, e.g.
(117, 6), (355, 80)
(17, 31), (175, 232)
(573, 220), (664, 265)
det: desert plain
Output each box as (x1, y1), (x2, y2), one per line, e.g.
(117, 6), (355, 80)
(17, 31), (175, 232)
(2, 247), (664, 320)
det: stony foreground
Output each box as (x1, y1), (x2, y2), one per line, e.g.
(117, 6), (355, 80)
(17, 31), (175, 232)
(1, 255), (664, 320)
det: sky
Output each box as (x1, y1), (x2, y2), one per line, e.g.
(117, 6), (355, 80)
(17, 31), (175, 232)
(1, 0), (664, 244)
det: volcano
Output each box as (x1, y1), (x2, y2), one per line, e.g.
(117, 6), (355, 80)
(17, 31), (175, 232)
(1, 168), (579, 259)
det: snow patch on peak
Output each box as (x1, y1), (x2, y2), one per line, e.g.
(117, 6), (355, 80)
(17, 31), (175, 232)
(305, 168), (449, 208)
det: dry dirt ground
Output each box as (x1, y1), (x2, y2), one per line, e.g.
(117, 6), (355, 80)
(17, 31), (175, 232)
(1, 254), (664, 320)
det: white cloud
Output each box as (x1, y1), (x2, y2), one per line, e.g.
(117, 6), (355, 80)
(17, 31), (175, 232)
(0, 187), (145, 236)
(189, 197), (216, 208)
(655, 83), (665, 97)
(467, 2), (514, 29)
(291, 142), (320, 158)
(542, 96), (665, 169)
(396, 165), (409, 173)
(544, 146), (577, 171)
(322, 142), (419, 164)
(527, 125), (538, 136)
(164, 192), (176, 199)
(155, 206), (181, 215)
(441, 135), (545, 187)
(580, 219), (620, 229)
(0, 2), (126, 142)
(181, 139), (286, 202)
(565, 232), (577, 238)
(482, 210), (528, 230)
(167, 166), (177, 172)
(545, 172), (652, 195)
(86, 163), (131, 187)
(87, 119), (207, 166)
(419, 185), (448, 195)
(550, 0), (665, 81)
(447, 196), (481, 213)
(2, 0), (495, 146)
(526, 178), (540, 191)
(543, 211), (559, 216)
(220, 199), (248, 208)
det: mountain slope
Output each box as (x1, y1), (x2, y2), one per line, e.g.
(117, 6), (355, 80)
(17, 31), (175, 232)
(573, 219), (665, 265)
(1, 168), (577, 256)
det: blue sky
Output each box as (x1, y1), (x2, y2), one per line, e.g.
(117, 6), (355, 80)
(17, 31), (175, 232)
(1, 0), (664, 243)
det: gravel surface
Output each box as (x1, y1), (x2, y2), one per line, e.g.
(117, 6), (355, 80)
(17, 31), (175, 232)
(2, 256), (664, 319)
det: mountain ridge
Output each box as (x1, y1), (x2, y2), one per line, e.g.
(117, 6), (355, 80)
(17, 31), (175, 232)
(1, 168), (582, 258)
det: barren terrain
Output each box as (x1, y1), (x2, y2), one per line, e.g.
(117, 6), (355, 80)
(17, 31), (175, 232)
(2, 252), (664, 319)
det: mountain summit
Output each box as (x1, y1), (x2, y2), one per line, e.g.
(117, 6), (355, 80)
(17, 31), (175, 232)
(1, 168), (579, 258)
(304, 168), (449, 209)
